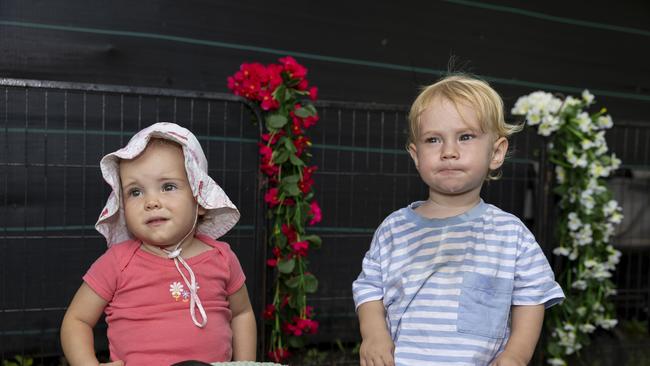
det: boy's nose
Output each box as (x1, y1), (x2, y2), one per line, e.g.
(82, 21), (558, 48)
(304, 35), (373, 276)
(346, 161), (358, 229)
(441, 143), (459, 159)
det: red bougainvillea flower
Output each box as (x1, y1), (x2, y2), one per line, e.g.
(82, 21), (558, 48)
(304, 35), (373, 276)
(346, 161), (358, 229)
(268, 347), (291, 363)
(281, 294), (290, 308)
(266, 257), (278, 267)
(283, 316), (319, 336)
(293, 136), (311, 157)
(309, 86), (318, 101)
(264, 187), (281, 208)
(279, 56), (307, 80)
(309, 201), (322, 226)
(291, 240), (309, 257)
(261, 130), (284, 146)
(281, 224), (297, 243)
(266, 63), (284, 91)
(302, 114), (319, 129)
(305, 305), (315, 318)
(296, 78), (309, 91)
(263, 304), (276, 320)
(259, 90), (279, 111)
(283, 197), (296, 206)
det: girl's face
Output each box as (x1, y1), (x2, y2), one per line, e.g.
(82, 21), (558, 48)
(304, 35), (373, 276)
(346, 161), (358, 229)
(119, 141), (205, 247)
(408, 97), (507, 202)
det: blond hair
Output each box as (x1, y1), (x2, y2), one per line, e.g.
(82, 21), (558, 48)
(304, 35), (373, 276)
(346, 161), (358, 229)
(407, 74), (521, 145)
(407, 74), (522, 180)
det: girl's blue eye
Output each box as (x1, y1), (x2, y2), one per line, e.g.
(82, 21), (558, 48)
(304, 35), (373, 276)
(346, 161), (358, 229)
(128, 188), (142, 197)
(163, 183), (177, 192)
(460, 134), (475, 141)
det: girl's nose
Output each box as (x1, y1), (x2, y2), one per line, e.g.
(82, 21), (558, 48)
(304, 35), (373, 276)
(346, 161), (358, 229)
(145, 198), (161, 210)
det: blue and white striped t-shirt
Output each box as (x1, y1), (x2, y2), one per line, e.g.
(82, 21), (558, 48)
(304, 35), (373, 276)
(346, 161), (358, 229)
(353, 200), (565, 365)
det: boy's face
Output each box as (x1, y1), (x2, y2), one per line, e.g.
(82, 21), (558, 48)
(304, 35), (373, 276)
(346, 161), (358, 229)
(119, 142), (205, 247)
(408, 97), (508, 202)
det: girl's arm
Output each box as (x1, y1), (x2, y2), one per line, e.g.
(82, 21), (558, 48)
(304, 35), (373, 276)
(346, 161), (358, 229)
(229, 284), (257, 361)
(490, 304), (545, 366)
(60, 283), (122, 366)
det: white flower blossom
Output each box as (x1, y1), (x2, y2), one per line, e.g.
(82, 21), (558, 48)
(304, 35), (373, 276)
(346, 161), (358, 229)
(597, 115), (613, 129)
(555, 166), (566, 184)
(553, 246), (571, 256)
(572, 280), (587, 290)
(596, 318), (618, 329)
(547, 358), (566, 366)
(579, 323), (596, 333)
(576, 307), (587, 317)
(589, 161), (608, 178)
(582, 90), (595, 105)
(568, 212), (581, 231)
(579, 191), (595, 213)
(575, 112), (593, 133)
(566, 147), (588, 168)
(603, 200), (619, 216)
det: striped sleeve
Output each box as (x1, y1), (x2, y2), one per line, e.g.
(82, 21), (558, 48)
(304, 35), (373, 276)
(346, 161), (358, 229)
(512, 227), (565, 308)
(352, 226), (386, 310)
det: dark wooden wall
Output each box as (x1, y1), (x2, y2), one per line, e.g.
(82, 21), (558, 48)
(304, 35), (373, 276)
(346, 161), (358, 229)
(2, 0), (649, 120)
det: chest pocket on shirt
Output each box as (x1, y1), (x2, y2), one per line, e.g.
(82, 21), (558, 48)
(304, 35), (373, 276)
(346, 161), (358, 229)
(457, 272), (513, 338)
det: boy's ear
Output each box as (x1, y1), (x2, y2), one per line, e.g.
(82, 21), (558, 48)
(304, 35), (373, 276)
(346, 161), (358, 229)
(489, 137), (508, 170)
(408, 143), (419, 169)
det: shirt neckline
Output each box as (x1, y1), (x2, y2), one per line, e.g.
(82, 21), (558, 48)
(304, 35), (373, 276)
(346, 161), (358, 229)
(405, 199), (488, 227)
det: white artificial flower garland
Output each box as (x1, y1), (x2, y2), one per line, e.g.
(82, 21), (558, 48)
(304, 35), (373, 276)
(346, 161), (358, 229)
(512, 90), (623, 365)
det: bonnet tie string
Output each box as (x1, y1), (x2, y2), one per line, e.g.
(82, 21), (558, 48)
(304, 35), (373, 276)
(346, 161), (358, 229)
(161, 203), (207, 328)
(163, 246), (207, 328)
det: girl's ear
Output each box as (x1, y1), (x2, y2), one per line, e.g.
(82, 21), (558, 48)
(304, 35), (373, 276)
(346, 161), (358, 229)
(489, 136), (508, 170)
(197, 205), (207, 216)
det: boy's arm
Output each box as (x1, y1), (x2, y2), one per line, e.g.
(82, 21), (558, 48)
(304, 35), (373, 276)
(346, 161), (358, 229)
(358, 300), (395, 366)
(490, 304), (545, 366)
(60, 283), (122, 366)
(229, 284), (257, 361)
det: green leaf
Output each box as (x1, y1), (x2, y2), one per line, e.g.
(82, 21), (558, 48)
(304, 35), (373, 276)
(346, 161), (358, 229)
(266, 113), (288, 129)
(285, 276), (301, 288)
(277, 257), (296, 274)
(289, 154), (305, 166)
(303, 234), (322, 248)
(282, 183), (300, 196)
(281, 136), (296, 152)
(294, 107), (312, 118)
(304, 273), (318, 293)
(273, 85), (286, 103)
(273, 149), (289, 164)
(288, 336), (305, 348)
(304, 103), (317, 116)
(282, 174), (301, 184)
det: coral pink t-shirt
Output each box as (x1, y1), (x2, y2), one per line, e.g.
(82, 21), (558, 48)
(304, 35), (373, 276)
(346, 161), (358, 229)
(83, 234), (246, 365)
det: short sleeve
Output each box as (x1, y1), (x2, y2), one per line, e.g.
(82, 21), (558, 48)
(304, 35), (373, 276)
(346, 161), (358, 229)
(352, 226), (386, 310)
(512, 227), (565, 308)
(222, 244), (246, 295)
(83, 249), (120, 302)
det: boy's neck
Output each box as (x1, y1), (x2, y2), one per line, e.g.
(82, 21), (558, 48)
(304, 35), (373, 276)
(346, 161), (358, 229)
(416, 193), (481, 219)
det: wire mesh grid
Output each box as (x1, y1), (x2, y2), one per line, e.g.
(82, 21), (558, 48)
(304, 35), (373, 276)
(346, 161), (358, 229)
(0, 79), (265, 360)
(2, 78), (649, 361)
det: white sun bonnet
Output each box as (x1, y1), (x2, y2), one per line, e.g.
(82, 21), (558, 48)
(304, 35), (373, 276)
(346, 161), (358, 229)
(95, 122), (240, 247)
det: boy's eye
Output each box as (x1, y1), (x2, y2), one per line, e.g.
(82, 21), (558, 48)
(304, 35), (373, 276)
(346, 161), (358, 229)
(128, 188), (142, 197)
(162, 183), (178, 192)
(459, 134), (475, 141)
(425, 136), (441, 143)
